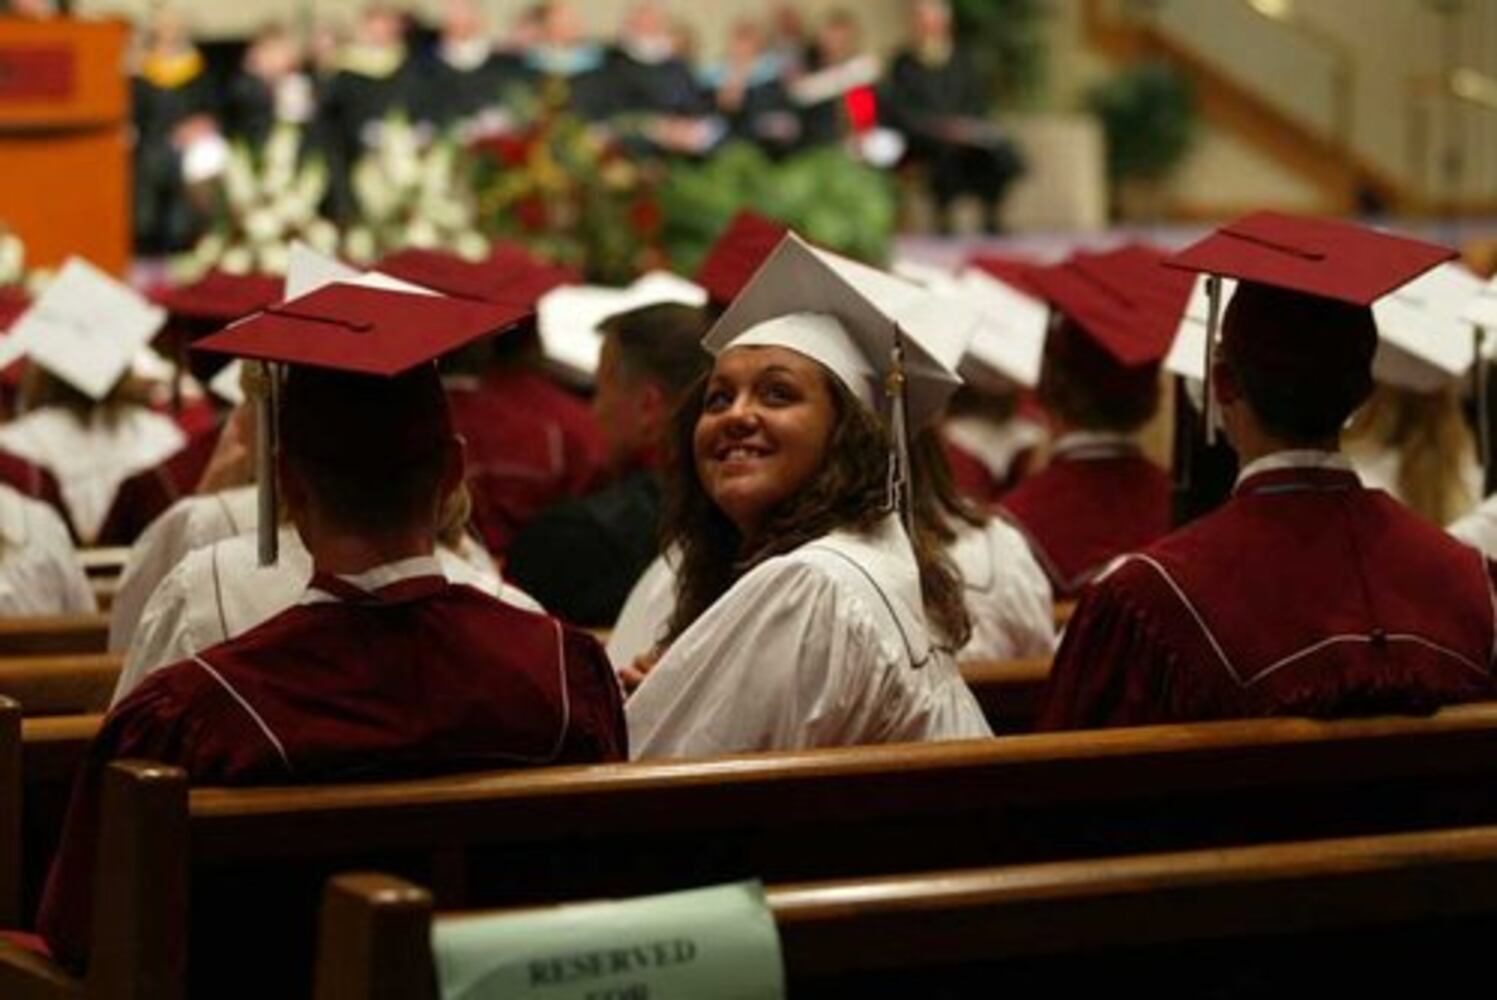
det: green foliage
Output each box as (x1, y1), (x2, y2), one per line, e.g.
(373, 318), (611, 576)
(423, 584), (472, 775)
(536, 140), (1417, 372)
(659, 143), (897, 274)
(951, 0), (1052, 107)
(1086, 60), (1199, 182)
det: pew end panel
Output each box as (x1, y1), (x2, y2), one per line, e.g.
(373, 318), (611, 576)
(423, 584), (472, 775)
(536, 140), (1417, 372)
(312, 873), (436, 1000)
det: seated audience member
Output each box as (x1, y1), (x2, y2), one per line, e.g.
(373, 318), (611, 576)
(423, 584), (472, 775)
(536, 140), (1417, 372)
(706, 19), (800, 154)
(796, 8), (873, 149)
(131, 3), (220, 252)
(996, 246), (1184, 598)
(224, 22), (315, 144)
(526, 0), (616, 121)
(883, 0), (1023, 235)
(1344, 263), (1484, 526)
(318, 3), (421, 221)
(625, 234), (991, 758)
(506, 302), (711, 626)
(1040, 214), (1496, 730)
(376, 246), (606, 552)
(0, 264), (186, 544)
(417, 0), (529, 127)
(0, 480), (94, 615)
(40, 285), (627, 970)
(0, 447), (71, 533)
(606, 0), (709, 117)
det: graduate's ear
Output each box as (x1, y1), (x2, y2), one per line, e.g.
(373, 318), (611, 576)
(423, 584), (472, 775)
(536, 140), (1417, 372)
(637, 380), (668, 436)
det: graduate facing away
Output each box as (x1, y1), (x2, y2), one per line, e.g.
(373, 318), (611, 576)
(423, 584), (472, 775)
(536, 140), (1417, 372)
(1041, 213), (1497, 729)
(39, 283), (627, 972)
(625, 233), (992, 758)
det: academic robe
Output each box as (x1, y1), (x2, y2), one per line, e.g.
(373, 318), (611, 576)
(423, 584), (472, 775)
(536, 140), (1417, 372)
(316, 51), (423, 221)
(107, 484), (259, 654)
(504, 468), (662, 628)
(606, 545), (678, 672)
(997, 432), (1173, 598)
(0, 483), (95, 616)
(94, 423), (220, 547)
(605, 46), (710, 117)
(626, 515), (992, 759)
(949, 516), (1055, 661)
(112, 518), (524, 706)
(40, 555), (627, 975)
(1039, 453), (1497, 731)
(415, 47), (533, 126)
(882, 46), (1023, 212)
(0, 407), (186, 544)
(448, 375), (603, 554)
(0, 447), (71, 533)
(942, 413), (1047, 504)
(131, 56), (218, 252)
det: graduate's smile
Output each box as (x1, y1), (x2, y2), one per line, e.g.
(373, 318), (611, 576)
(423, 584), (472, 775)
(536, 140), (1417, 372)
(694, 346), (836, 536)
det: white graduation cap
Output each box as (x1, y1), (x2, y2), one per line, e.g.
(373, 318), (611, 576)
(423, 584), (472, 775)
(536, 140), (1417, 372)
(702, 233), (967, 533)
(5, 257), (166, 400)
(1371, 261), (1483, 393)
(286, 241), (437, 300)
(953, 267), (1049, 390)
(1164, 273), (1239, 383)
(1463, 272), (1497, 336)
(892, 258), (961, 295)
(537, 271), (707, 384)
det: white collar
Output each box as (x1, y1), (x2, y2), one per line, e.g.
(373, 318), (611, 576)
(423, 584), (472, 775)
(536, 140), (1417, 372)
(1052, 430), (1139, 458)
(1235, 450), (1355, 488)
(302, 554), (446, 604)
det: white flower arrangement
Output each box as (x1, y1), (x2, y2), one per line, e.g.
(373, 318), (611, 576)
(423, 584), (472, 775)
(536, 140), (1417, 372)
(345, 113), (489, 264)
(174, 123), (339, 280)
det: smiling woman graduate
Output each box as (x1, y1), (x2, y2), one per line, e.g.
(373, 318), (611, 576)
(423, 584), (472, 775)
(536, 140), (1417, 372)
(625, 234), (992, 759)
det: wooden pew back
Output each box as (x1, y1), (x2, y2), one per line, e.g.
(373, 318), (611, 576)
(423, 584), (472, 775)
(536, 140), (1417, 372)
(0, 655), (120, 717)
(0, 617), (109, 657)
(312, 824), (1497, 998)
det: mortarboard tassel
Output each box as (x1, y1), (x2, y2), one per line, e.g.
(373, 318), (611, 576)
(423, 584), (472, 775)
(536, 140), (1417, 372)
(885, 329), (916, 541)
(1201, 274), (1223, 445)
(253, 362), (279, 567)
(1477, 326), (1495, 497)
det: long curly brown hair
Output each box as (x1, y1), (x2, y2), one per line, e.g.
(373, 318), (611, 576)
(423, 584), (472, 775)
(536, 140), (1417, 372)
(661, 366), (972, 655)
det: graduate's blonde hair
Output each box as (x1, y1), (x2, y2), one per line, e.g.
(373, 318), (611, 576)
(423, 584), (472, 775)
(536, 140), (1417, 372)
(660, 370), (972, 656)
(1345, 383), (1477, 526)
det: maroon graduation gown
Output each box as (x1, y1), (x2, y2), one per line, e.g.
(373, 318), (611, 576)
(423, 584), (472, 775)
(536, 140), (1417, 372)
(0, 447), (72, 535)
(446, 381), (602, 555)
(997, 440), (1172, 597)
(38, 567), (626, 970)
(1039, 463), (1497, 730)
(94, 423), (220, 546)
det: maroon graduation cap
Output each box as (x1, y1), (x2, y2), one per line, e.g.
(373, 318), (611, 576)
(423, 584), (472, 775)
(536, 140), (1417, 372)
(377, 247), (580, 311)
(696, 211), (790, 307)
(1165, 211), (1455, 440)
(1026, 245), (1184, 371)
(965, 253), (1043, 298)
(156, 269), (284, 325)
(192, 283), (530, 565)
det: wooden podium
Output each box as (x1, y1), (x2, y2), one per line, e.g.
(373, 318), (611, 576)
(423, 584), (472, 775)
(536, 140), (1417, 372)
(0, 17), (130, 276)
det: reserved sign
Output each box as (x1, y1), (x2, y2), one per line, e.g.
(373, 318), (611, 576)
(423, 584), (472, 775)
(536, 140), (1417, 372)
(0, 47), (74, 101)
(433, 881), (785, 1000)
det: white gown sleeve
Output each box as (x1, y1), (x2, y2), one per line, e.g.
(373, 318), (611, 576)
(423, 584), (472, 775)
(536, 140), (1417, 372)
(626, 555), (990, 760)
(108, 500), (199, 652)
(606, 552), (678, 672)
(0, 497), (97, 616)
(1449, 494), (1497, 556)
(34, 501), (96, 615)
(955, 518), (1055, 662)
(112, 559), (203, 708)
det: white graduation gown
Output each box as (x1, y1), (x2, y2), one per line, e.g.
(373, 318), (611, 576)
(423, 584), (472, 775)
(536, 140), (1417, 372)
(108, 485), (259, 653)
(1349, 440), (1481, 524)
(111, 524), (540, 707)
(0, 406), (186, 543)
(626, 515), (992, 760)
(0, 483), (96, 616)
(607, 516), (1055, 672)
(1448, 493), (1497, 557)
(948, 516), (1055, 661)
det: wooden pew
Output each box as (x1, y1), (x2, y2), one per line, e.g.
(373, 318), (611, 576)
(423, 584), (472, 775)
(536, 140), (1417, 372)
(78, 549), (127, 614)
(0, 616), (110, 657)
(9, 703), (1497, 997)
(960, 656), (1049, 732)
(13, 712), (103, 930)
(313, 823), (1497, 998)
(1053, 599), (1076, 630)
(0, 655), (120, 717)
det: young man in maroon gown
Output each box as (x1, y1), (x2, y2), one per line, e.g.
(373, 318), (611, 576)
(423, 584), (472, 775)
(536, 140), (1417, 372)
(1040, 213), (1497, 729)
(38, 283), (627, 970)
(997, 245), (1188, 597)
